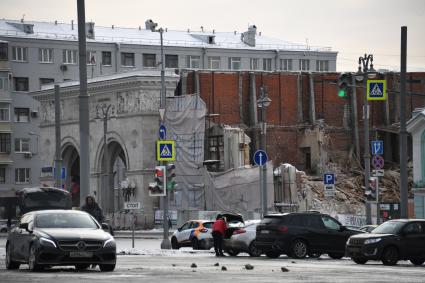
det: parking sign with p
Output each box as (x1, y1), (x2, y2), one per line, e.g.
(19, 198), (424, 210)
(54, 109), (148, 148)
(324, 173), (335, 185)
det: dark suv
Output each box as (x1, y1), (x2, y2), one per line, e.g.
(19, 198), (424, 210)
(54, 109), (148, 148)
(346, 219), (425, 266)
(255, 212), (362, 259)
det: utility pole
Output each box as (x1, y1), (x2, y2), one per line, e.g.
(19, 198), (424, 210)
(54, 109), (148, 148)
(77, 0), (90, 204)
(400, 26), (408, 218)
(357, 54), (376, 225)
(54, 85), (62, 189)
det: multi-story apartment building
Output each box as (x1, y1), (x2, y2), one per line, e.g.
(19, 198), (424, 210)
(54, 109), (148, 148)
(0, 39), (41, 219)
(0, 19), (337, 92)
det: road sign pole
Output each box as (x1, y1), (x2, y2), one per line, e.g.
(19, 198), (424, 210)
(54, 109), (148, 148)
(376, 177), (380, 225)
(132, 211), (135, 248)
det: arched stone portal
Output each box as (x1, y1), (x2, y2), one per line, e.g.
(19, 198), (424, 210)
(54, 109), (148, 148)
(97, 138), (129, 214)
(62, 144), (80, 207)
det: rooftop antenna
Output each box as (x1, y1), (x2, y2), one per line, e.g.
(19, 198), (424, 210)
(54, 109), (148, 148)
(201, 26), (204, 32)
(21, 14), (25, 23)
(305, 38), (310, 50)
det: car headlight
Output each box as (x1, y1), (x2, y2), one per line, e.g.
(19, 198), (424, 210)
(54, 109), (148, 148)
(103, 237), (115, 248)
(364, 238), (382, 245)
(40, 237), (57, 248)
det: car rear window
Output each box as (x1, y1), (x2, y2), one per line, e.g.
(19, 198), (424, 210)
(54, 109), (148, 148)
(203, 222), (213, 228)
(261, 216), (285, 225)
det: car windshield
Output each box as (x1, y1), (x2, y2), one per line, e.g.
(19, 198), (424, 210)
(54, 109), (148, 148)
(372, 221), (405, 234)
(35, 213), (99, 229)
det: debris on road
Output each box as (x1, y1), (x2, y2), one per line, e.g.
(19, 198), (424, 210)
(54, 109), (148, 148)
(221, 266), (227, 271)
(245, 264), (254, 270)
(281, 267), (290, 272)
(191, 263), (197, 268)
(214, 262), (219, 266)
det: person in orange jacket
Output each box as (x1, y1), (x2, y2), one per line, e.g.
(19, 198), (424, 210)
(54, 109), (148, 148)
(212, 214), (227, 257)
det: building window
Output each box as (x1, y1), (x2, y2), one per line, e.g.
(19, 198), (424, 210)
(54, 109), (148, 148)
(299, 59), (310, 71)
(87, 51), (96, 65)
(0, 76), (9, 91)
(0, 106), (10, 121)
(165, 55), (178, 68)
(229, 57), (241, 70)
(143, 53), (156, 68)
(14, 108), (30, 122)
(208, 56), (221, 69)
(102, 51), (112, 66)
(250, 58), (259, 70)
(15, 138), (30, 153)
(39, 78), (54, 87)
(188, 56), (200, 69)
(12, 46), (27, 62)
(63, 50), (77, 64)
(15, 168), (31, 184)
(316, 60), (329, 72)
(263, 58), (272, 71)
(14, 77), (29, 92)
(39, 48), (53, 63)
(280, 59), (292, 71)
(0, 167), (5, 184)
(121, 52), (135, 67)
(0, 133), (11, 153)
(0, 42), (8, 60)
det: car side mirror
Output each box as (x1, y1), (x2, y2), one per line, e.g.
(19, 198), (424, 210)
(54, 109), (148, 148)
(19, 223), (32, 233)
(178, 228), (182, 232)
(101, 223), (110, 231)
(340, 225), (347, 231)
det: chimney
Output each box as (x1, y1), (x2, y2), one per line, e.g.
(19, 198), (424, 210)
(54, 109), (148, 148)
(242, 25), (257, 47)
(71, 20), (74, 30)
(86, 22), (95, 39)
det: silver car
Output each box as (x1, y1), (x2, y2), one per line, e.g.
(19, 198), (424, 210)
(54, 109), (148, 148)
(223, 220), (262, 257)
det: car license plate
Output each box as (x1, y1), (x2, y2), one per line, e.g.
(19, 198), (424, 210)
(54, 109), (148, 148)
(69, 251), (93, 258)
(261, 230), (270, 234)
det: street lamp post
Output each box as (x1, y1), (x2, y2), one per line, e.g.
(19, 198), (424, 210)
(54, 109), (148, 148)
(257, 86), (271, 218)
(149, 20), (171, 249)
(356, 54), (376, 225)
(96, 103), (115, 213)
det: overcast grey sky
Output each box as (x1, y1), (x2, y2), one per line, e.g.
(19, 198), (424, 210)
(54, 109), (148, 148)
(2, 0), (425, 71)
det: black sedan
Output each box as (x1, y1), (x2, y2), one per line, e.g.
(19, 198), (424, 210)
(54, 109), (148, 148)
(346, 219), (425, 266)
(6, 210), (116, 271)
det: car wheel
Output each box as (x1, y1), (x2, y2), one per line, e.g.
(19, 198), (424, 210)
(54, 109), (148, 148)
(75, 264), (90, 270)
(5, 244), (20, 270)
(351, 257), (368, 264)
(291, 240), (308, 259)
(328, 253), (344, 259)
(248, 241), (262, 257)
(99, 264), (115, 272)
(265, 251), (280, 258)
(226, 249), (239, 256)
(191, 238), (200, 250)
(308, 252), (322, 258)
(410, 258), (425, 266)
(381, 246), (399, 266)
(171, 237), (180, 250)
(28, 245), (43, 272)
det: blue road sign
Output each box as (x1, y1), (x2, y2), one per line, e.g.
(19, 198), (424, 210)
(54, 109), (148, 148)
(371, 140), (384, 155)
(254, 150), (268, 166)
(323, 173), (335, 185)
(53, 167), (66, 179)
(159, 124), (166, 140)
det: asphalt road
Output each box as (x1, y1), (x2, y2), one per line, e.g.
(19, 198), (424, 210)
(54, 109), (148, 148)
(0, 237), (424, 283)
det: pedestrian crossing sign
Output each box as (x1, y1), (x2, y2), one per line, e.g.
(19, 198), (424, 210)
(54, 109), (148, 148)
(156, 140), (175, 161)
(367, 80), (387, 101)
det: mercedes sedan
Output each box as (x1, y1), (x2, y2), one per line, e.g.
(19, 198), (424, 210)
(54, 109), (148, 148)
(6, 210), (116, 271)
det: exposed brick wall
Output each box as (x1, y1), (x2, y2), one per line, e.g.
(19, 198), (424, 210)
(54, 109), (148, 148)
(182, 70), (425, 169)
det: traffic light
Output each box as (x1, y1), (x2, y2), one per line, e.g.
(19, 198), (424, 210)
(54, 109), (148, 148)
(365, 177), (378, 202)
(149, 166), (166, 196)
(337, 73), (350, 98)
(166, 164), (177, 190)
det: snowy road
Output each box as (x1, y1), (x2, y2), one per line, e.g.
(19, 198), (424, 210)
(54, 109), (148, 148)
(0, 237), (424, 282)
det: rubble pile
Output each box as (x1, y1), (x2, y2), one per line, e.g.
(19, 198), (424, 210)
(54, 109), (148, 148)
(296, 162), (413, 210)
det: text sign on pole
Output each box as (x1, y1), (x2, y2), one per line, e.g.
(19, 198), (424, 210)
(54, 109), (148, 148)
(367, 80), (387, 101)
(124, 202), (141, 210)
(371, 140), (384, 155)
(254, 150), (268, 166)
